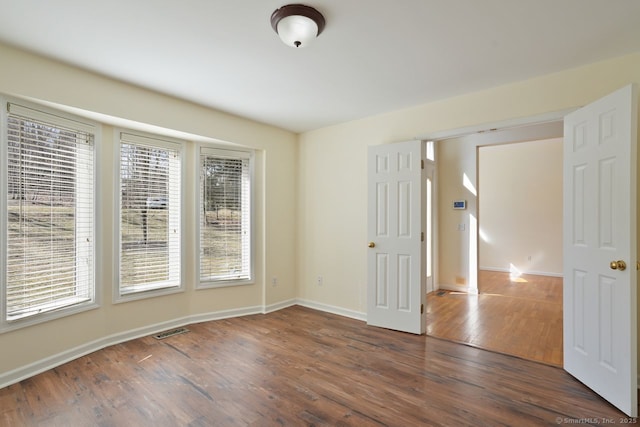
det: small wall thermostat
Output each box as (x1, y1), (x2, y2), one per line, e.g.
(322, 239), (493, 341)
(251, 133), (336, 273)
(453, 200), (466, 210)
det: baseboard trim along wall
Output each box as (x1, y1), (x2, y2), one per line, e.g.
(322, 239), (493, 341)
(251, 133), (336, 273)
(438, 283), (473, 294)
(0, 305), (264, 389)
(263, 299), (297, 314)
(295, 299), (367, 322)
(479, 266), (563, 278)
(0, 300), (365, 389)
(3, 299), (640, 392)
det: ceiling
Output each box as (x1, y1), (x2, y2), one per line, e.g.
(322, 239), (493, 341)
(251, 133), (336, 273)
(0, 1), (639, 134)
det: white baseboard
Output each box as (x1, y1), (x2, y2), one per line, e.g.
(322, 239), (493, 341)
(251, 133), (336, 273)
(263, 298), (297, 314)
(0, 304), (264, 390)
(438, 283), (475, 294)
(0, 300), (367, 390)
(188, 305), (264, 325)
(480, 266), (563, 278)
(295, 298), (366, 322)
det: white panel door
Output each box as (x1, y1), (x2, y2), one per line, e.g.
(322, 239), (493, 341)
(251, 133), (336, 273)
(367, 140), (425, 334)
(563, 84), (638, 417)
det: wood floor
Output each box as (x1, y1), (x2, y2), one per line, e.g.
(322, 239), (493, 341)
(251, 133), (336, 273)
(426, 270), (563, 367)
(1, 305), (629, 426)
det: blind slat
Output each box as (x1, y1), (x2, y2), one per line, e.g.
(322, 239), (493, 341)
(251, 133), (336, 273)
(6, 108), (95, 321)
(200, 149), (251, 283)
(119, 138), (181, 294)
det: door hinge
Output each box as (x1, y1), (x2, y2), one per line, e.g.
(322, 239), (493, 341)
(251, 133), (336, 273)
(421, 303), (424, 314)
(421, 159), (424, 169)
(421, 232), (424, 242)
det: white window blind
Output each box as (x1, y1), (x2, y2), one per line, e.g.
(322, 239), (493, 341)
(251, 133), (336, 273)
(118, 132), (181, 296)
(199, 148), (252, 284)
(5, 103), (95, 321)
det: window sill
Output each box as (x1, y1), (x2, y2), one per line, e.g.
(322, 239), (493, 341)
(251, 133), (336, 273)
(196, 278), (254, 290)
(114, 283), (184, 304)
(1, 299), (99, 333)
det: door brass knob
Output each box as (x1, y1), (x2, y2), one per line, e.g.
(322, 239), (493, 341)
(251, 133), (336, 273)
(368, 242), (376, 248)
(610, 260), (627, 271)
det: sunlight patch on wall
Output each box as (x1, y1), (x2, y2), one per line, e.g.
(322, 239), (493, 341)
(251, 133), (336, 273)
(463, 173), (477, 196)
(479, 227), (491, 243)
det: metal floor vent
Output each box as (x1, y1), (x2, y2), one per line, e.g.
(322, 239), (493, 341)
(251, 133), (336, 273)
(152, 327), (189, 340)
(436, 291), (447, 297)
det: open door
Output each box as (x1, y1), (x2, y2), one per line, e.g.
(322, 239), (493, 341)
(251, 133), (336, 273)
(563, 84), (638, 417)
(367, 140), (426, 334)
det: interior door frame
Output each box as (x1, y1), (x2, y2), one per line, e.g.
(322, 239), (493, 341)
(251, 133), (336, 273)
(427, 117), (567, 296)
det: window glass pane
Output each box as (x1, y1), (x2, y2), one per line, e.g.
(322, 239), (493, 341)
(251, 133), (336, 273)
(119, 135), (180, 295)
(200, 150), (251, 283)
(5, 110), (94, 321)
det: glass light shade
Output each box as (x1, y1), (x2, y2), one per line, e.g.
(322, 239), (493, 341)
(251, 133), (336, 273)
(276, 14), (319, 48)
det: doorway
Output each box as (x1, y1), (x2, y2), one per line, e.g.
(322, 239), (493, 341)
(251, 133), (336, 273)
(477, 138), (563, 366)
(426, 123), (564, 366)
(478, 138), (563, 285)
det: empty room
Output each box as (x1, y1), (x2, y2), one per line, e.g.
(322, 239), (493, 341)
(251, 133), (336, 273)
(1, 0), (640, 425)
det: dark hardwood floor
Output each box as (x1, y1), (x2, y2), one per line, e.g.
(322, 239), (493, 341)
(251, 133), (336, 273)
(427, 270), (563, 367)
(0, 305), (630, 426)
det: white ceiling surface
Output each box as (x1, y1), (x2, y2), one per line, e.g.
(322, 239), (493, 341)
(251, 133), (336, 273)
(0, 1), (639, 133)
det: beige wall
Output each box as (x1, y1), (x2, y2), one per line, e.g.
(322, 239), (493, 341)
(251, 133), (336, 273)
(2, 40), (640, 385)
(0, 43), (298, 380)
(298, 52), (640, 313)
(478, 138), (563, 276)
(295, 57), (640, 380)
(436, 135), (479, 290)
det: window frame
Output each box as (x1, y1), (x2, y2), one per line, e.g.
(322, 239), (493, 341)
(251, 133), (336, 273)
(0, 97), (100, 332)
(196, 145), (254, 289)
(113, 129), (185, 303)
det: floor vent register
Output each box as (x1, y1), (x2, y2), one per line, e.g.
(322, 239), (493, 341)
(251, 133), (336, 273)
(152, 327), (190, 340)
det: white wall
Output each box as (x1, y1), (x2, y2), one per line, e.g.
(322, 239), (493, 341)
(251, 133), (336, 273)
(479, 138), (563, 276)
(0, 42), (298, 383)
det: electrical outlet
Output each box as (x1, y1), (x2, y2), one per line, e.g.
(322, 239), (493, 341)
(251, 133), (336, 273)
(317, 276), (323, 286)
(271, 277), (278, 286)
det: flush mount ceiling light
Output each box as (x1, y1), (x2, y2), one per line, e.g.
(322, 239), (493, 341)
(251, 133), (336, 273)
(271, 4), (325, 48)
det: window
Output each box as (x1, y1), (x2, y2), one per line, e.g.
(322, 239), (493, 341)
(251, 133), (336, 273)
(2, 102), (96, 326)
(199, 147), (252, 287)
(116, 132), (181, 299)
